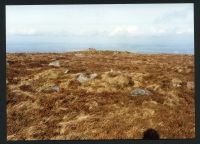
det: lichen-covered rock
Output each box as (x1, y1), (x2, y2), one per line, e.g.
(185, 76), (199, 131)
(130, 88), (152, 96)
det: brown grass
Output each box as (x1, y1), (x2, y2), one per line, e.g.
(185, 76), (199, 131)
(6, 50), (195, 140)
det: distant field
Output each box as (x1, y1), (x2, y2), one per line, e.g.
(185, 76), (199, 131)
(6, 50), (195, 140)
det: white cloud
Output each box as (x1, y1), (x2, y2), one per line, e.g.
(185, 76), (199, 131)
(108, 25), (138, 37)
(7, 27), (37, 36)
(175, 28), (193, 34)
(149, 26), (193, 36)
(151, 27), (167, 34)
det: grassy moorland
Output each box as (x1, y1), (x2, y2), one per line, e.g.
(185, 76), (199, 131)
(7, 50), (195, 140)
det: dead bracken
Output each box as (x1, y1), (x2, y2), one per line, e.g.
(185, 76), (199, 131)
(7, 50), (195, 140)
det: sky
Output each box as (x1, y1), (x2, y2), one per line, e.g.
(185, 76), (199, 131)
(6, 4), (194, 54)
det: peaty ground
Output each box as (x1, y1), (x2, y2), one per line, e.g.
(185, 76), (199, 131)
(6, 50), (195, 140)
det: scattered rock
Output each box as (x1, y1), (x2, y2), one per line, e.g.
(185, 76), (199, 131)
(64, 69), (69, 74)
(90, 73), (98, 79)
(171, 78), (182, 88)
(51, 85), (60, 92)
(44, 85), (60, 93)
(177, 69), (183, 73)
(48, 61), (60, 67)
(130, 88), (152, 97)
(77, 73), (90, 83)
(6, 79), (9, 84)
(77, 73), (98, 83)
(187, 81), (194, 90)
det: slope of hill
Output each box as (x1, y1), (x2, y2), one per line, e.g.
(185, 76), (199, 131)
(6, 50), (195, 140)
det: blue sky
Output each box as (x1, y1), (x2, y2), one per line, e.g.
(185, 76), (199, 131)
(6, 4), (194, 53)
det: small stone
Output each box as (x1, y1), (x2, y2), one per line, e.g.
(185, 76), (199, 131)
(187, 81), (194, 90)
(48, 61), (60, 67)
(178, 69), (183, 73)
(51, 86), (60, 92)
(90, 73), (98, 79)
(171, 78), (182, 88)
(64, 69), (69, 74)
(130, 88), (152, 97)
(77, 73), (97, 83)
(77, 73), (90, 83)
(41, 85), (60, 93)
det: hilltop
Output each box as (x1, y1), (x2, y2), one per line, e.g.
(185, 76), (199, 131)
(7, 50), (195, 140)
